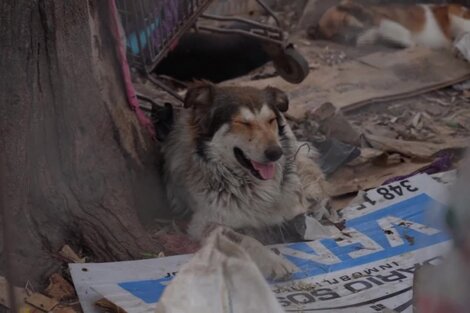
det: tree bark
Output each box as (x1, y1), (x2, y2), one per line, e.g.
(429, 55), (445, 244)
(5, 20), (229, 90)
(0, 0), (166, 286)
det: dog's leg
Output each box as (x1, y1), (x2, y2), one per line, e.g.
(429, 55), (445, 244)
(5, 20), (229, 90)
(187, 210), (211, 240)
(213, 226), (297, 281)
(189, 215), (297, 280)
(294, 142), (325, 206)
(356, 28), (380, 46)
(377, 19), (415, 48)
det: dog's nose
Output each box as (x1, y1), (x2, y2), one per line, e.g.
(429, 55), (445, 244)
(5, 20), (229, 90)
(264, 145), (283, 162)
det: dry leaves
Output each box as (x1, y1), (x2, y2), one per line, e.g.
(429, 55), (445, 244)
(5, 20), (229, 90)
(45, 274), (75, 301)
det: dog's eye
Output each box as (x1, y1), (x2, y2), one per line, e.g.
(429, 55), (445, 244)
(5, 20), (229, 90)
(269, 118), (277, 124)
(235, 121), (251, 127)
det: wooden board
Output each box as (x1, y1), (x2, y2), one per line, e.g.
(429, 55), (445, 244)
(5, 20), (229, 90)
(226, 47), (470, 119)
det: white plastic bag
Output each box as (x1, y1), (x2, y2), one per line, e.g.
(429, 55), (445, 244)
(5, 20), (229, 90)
(155, 228), (286, 313)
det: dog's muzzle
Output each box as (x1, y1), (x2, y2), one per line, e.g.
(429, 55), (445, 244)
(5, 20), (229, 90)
(233, 147), (280, 180)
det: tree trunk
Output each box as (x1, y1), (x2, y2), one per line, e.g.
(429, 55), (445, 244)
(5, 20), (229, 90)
(0, 0), (167, 287)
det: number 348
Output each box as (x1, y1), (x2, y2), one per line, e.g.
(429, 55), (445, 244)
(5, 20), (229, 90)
(376, 179), (419, 200)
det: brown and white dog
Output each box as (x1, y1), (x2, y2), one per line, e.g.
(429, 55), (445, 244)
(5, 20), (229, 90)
(160, 83), (325, 278)
(309, 0), (470, 49)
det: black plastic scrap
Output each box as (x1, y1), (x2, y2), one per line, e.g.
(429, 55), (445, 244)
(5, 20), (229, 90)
(313, 137), (361, 176)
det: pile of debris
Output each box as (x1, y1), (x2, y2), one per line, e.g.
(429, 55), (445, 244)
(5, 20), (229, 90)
(1, 246), (83, 313)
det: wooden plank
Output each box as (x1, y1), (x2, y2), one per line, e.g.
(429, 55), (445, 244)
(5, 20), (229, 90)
(225, 47), (470, 119)
(364, 135), (469, 160)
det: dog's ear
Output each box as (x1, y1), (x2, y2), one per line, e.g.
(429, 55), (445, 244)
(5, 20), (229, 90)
(264, 86), (289, 113)
(184, 82), (214, 109)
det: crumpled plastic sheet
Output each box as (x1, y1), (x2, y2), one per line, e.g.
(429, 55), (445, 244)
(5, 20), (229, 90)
(155, 227), (286, 313)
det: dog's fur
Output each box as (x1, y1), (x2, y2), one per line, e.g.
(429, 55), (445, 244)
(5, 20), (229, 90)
(310, 1), (470, 49)
(161, 83), (325, 240)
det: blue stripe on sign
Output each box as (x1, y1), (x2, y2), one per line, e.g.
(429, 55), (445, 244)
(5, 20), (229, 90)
(118, 276), (172, 304)
(284, 194), (450, 280)
(117, 193), (450, 304)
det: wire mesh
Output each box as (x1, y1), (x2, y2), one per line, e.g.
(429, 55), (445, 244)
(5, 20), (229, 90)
(115, 0), (214, 73)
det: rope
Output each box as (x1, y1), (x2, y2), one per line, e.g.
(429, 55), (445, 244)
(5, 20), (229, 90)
(108, 0), (156, 138)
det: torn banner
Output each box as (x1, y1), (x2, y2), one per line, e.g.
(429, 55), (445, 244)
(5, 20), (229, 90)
(70, 174), (453, 313)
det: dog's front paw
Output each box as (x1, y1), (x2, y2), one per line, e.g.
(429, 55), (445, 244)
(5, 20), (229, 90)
(228, 230), (297, 280)
(258, 250), (297, 281)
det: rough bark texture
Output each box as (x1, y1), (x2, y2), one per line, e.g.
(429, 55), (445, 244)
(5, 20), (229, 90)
(0, 0), (167, 286)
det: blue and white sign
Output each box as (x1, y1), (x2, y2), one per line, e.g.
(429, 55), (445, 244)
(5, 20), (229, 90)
(70, 174), (453, 313)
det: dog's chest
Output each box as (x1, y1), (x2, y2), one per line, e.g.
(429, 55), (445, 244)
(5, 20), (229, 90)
(200, 173), (301, 227)
(211, 176), (281, 207)
(215, 170), (299, 229)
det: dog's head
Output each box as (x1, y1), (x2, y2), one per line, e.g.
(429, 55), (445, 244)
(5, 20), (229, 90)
(185, 82), (289, 180)
(308, 2), (366, 44)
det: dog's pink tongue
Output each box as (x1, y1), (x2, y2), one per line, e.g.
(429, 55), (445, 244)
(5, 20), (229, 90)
(251, 160), (275, 180)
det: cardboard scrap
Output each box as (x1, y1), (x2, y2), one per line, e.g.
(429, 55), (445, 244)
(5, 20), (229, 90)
(95, 298), (126, 313)
(365, 134), (468, 160)
(59, 245), (85, 263)
(322, 160), (431, 197)
(227, 48), (470, 119)
(25, 293), (59, 312)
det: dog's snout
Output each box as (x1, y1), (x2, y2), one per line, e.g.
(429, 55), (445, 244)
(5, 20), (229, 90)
(264, 145), (283, 162)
